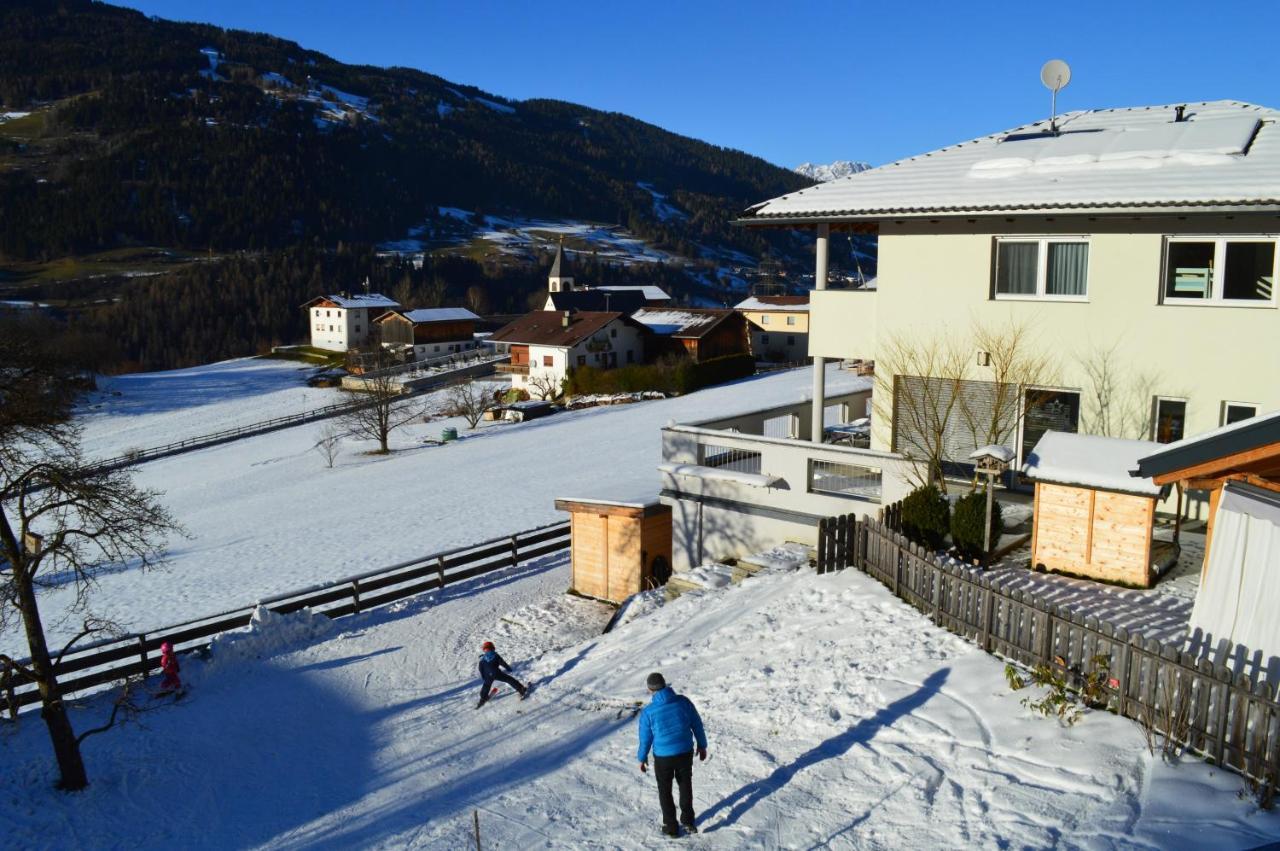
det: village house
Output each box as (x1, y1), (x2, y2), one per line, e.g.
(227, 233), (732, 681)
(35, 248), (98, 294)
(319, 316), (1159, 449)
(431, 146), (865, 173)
(372, 307), (481, 360)
(734, 294), (810, 363)
(488, 310), (648, 396)
(631, 307), (751, 363)
(301, 291), (400, 352)
(660, 99), (1280, 570)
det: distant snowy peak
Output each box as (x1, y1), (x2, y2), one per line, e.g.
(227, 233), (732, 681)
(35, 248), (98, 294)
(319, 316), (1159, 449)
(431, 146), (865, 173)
(794, 160), (872, 182)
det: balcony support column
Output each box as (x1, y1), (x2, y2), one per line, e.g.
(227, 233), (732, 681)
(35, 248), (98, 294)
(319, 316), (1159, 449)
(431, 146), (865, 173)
(810, 223), (830, 443)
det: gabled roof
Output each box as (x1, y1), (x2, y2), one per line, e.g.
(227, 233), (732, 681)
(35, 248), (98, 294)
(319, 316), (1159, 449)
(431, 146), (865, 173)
(742, 101), (1280, 222)
(734, 295), (809, 311)
(302, 293), (399, 310)
(1133, 409), (1280, 482)
(633, 308), (737, 339)
(1022, 431), (1167, 497)
(375, 307), (481, 324)
(545, 290), (649, 313)
(489, 311), (631, 348)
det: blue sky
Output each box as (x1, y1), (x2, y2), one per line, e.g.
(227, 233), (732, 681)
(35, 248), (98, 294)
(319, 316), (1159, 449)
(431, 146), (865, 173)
(124, 1), (1280, 169)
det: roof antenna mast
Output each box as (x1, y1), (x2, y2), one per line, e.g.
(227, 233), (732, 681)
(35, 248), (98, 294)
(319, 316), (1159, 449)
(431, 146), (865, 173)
(1040, 59), (1072, 134)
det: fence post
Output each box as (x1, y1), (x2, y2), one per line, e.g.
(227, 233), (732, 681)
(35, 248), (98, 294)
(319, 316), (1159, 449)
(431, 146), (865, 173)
(816, 518), (828, 574)
(1112, 626), (1131, 717)
(980, 576), (995, 653)
(351, 580), (361, 614)
(511, 535), (520, 566)
(137, 634), (149, 669)
(437, 556), (447, 588)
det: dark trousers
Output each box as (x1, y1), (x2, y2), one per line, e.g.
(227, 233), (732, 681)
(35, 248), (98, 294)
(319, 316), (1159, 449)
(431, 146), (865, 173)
(653, 751), (695, 829)
(479, 671), (524, 701)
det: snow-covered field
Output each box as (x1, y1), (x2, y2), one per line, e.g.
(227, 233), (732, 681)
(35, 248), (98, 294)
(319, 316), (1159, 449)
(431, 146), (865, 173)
(5, 553), (1278, 849)
(3, 361), (867, 657)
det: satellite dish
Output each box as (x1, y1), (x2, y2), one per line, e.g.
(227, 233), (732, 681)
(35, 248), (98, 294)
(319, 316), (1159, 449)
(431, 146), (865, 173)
(1040, 59), (1071, 92)
(1039, 59), (1072, 133)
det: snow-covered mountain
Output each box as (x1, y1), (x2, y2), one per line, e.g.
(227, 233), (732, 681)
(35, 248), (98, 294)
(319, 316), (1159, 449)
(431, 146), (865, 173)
(794, 160), (872, 182)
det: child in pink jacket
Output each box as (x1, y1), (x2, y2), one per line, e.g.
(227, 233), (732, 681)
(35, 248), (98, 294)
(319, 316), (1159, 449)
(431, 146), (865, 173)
(158, 642), (181, 693)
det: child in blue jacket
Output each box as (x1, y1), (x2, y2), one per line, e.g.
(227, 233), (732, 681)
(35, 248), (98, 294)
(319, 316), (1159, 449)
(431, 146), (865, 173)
(476, 641), (527, 707)
(637, 672), (707, 836)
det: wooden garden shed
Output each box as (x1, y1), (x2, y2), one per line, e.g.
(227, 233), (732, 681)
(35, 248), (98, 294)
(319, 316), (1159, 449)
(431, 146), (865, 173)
(555, 496), (672, 604)
(1022, 432), (1172, 587)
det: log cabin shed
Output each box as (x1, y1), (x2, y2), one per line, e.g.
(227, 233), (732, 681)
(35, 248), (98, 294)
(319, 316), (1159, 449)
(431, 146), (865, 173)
(1022, 431), (1172, 587)
(554, 495), (672, 604)
(1133, 410), (1280, 655)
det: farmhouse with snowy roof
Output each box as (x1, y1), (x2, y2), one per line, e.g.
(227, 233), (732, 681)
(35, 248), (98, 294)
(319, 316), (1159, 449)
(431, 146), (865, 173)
(631, 307), (750, 363)
(489, 310), (648, 396)
(302, 290), (400, 352)
(372, 307), (481, 360)
(660, 99), (1280, 571)
(734, 295), (810, 364)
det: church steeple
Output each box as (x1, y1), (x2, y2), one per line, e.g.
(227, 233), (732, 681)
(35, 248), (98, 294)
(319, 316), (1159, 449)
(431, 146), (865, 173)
(548, 237), (574, 293)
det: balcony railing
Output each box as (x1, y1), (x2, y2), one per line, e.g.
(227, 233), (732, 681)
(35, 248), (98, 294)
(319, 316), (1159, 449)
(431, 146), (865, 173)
(495, 363), (530, 376)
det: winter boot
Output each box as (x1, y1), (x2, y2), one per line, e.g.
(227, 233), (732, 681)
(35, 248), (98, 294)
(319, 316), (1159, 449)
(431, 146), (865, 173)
(682, 822), (698, 835)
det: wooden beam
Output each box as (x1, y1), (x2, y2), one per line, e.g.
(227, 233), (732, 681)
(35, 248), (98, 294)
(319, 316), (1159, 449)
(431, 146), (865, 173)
(1030, 483), (1041, 567)
(1201, 484), (1222, 584)
(1152, 442), (1280, 485)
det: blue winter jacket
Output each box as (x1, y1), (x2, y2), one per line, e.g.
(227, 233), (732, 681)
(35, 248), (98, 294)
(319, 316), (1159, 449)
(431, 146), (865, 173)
(637, 687), (707, 762)
(478, 651), (509, 679)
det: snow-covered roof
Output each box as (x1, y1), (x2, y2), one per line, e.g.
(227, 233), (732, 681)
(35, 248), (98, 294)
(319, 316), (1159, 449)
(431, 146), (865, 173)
(744, 101), (1280, 221)
(1021, 432), (1167, 497)
(969, 445), (1016, 464)
(658, 462), (783, 489)
(595, 285), (671, 301)
(734, 296), (809, 312)
(395, 308), (481, 324)
(632, 308), (732, 338)
(304, 293), (399, 310)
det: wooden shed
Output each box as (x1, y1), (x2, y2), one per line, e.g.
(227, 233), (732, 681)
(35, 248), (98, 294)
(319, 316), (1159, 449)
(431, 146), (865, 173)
(554, 496), (672, 604)
(1022, 432), (1172, 587)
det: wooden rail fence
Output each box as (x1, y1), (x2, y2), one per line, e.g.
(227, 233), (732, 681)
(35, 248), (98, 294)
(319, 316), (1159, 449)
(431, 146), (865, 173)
(3, 521), (570, 717)
(816, 510), (1280, 793)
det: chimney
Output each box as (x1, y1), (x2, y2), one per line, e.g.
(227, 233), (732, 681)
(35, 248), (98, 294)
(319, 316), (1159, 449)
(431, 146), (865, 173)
(562, 310), (574, 328)
(1174, 104), (1186, 123)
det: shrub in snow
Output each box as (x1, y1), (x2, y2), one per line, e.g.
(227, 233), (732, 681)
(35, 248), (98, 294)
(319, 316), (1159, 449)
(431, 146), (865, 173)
(950, 490), (1003, 561)
(901, 485), (950, 550)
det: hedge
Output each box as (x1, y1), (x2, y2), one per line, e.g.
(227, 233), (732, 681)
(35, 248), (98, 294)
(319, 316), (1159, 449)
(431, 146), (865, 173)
(563, 353), (755, 397)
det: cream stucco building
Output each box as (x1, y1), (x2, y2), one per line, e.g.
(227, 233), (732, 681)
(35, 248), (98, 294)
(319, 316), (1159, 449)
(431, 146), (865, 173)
(659, 99), (1280, 571)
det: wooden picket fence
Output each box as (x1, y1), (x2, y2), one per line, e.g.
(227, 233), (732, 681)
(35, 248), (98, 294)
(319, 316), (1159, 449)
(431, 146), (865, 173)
(2, 521), (570, 717)
(816, 509), (1280, 794)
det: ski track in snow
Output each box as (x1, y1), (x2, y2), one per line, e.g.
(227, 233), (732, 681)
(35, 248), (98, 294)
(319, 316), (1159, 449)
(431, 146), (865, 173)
(4, 556), (1278, 849)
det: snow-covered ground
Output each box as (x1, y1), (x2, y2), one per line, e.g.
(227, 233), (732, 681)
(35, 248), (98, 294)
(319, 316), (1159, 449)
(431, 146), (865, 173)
(4, 362), (867, 657)
(5, 552), (1278, 849)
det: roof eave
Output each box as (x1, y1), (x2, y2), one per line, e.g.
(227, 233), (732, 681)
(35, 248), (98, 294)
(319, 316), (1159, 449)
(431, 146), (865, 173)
(737, 202), (1280, 227)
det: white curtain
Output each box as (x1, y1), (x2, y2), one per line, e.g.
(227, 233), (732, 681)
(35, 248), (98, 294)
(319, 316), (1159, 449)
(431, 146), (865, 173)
(1047, 242), (1088, 296)
(1188, 483), (1280, 659)
(997, 243), (1037, 295)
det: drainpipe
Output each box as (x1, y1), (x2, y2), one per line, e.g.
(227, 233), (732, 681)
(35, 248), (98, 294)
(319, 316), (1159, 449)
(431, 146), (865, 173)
(811, 223), (830, 443)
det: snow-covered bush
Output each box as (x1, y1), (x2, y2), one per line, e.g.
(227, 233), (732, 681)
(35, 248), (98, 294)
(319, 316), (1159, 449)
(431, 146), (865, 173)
(901, 484), (950, 550)
(950, 490), (1002, 561)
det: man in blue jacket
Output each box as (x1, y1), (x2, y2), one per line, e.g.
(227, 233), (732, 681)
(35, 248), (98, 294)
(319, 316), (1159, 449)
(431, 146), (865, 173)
(637, 672), (707, 837)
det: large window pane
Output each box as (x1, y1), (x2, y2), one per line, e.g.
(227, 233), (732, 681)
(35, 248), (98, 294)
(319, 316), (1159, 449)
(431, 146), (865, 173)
(1021, 389), (1080, 465)
(1153, 398), (1186, 443)
(1046, 242), (1088, 296)
(1223, 242), (1274, 301)
(1166, 242), (1214, 299)
(996, 242), (1038, 295)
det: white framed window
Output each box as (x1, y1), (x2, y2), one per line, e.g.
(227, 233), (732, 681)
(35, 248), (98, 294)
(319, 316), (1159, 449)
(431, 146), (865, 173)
(994, 237), (1089, 300)
(786, 315), (796, 326)
(1152, 397), (1188, 443)
(1222, 401), (1259, 426)
(1163, 237), (1277, 305)
(761, 315), (770, 324)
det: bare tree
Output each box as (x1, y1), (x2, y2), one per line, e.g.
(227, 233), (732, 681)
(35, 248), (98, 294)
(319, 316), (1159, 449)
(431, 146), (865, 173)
(338, 362), (426, 453)
(314, 423), (343, 468)
(0, 358), (182, 789)
(957, 320), (1061, 457)
(1077, 343), (1163, 440)
(465, 285), (490, 317)
(526, 372), (562, 402)
(445, 380), (496, 429)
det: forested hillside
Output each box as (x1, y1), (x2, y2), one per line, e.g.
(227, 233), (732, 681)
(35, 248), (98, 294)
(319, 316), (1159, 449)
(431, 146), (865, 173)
(0, 0), (834, 370)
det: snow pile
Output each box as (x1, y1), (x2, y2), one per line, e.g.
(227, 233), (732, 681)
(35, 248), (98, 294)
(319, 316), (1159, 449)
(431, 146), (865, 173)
(611, 588), (665, 628)
(206, 605), (334, 669)
(680, 562), (736, 590)
(492, 594), (614, 652)
(740, 541), (810, 572)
